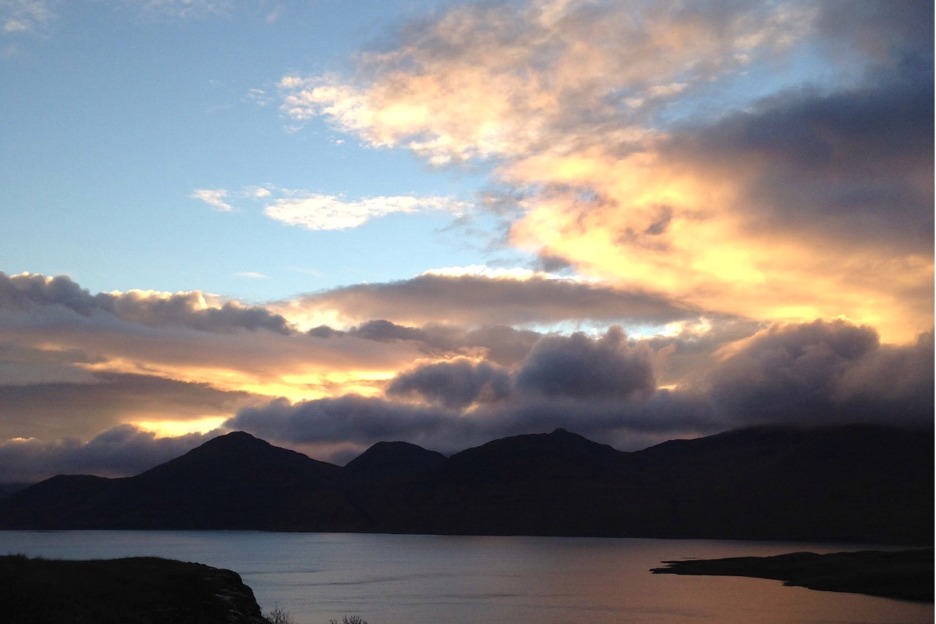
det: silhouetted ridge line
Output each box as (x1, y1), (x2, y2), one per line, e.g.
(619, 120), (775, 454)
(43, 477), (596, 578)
(0, 425), (930, 544)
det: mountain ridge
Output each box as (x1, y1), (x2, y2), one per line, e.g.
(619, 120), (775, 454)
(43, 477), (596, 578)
(0, 425), (930, 543)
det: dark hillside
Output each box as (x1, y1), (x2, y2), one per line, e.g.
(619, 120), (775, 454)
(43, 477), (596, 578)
(0, 555), (268, 624)
(635, 425), (933, 542)
(399, 429), (655, 536)
(0, 432), (366, 531)
(0, 425), (930, 543)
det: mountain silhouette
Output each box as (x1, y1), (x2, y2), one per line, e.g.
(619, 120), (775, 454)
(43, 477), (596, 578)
(0, 432), (362, 531)
(0, 425), (930, 543)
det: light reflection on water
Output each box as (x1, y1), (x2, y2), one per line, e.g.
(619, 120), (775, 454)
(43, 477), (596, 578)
(0, 531), (930, 624)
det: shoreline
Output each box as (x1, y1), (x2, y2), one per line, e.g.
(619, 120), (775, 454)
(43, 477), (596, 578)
(651, 548), (934, 603)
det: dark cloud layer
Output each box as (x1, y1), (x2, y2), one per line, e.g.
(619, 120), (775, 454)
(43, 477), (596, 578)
(230, 395), (452, 448)
(699, 320), (934, 428)
(0, 426), (212, 483)
(388, 359), (511, 408)
(671, 51), (934, 255)
(3, 312), (929, 480)
(0, 272), (292, 334)
(515, 327), (655, 400)
(225, 320), (932, 465)
(293, 273), (708, 328)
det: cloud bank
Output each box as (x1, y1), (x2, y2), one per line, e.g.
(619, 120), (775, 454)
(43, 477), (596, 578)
(1, 269), (930, 481)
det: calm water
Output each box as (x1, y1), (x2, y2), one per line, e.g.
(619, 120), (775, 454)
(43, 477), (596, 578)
(0, 531), (930, 624)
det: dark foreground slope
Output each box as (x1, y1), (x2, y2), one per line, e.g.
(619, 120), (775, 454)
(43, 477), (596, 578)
(0, 425), (931, 543)
(652, 548), (934, 602)
(0, 555), (269, 624)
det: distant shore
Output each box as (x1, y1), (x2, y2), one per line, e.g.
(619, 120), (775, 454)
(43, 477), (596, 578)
(651, 548), (934, 603)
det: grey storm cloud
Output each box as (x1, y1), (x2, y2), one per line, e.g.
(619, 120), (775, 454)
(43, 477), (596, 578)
(224, 327), (701, 460)
(228, 395), (455, 448)
(0, 425), (213, 483)
(515, 327), (655, 400)
(225, 386), (717, 463)
(387, 359), (512, 408)
(293, 273), (708, 328)
(817, 0), (934, 62)
(222, 319), (931, 464)
(700, 320), (934, 428)
(0, 272), (292, 334)
(665, 1), (934, 256)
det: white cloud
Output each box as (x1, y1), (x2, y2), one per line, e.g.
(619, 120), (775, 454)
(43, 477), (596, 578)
(191, 184), (466, 230)
(276, 1), (815, 165)
(1, 0), (53, 35)
(264, 193), (467, 231)
(191, 188), (234, 212)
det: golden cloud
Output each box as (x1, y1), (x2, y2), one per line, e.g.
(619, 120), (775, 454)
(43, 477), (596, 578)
(277, 0), (932, 344)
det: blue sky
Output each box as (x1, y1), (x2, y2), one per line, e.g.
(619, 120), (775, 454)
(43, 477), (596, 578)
(0, 0), (931, 480)
(2, 0), (496, 300)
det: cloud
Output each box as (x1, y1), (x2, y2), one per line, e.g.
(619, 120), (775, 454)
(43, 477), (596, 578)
(515, 327), (655, 400)
(224, 318), (930, 464)
(229, 394), (453, 450)
(0, 271), (427, 408)
(191, 188), (235, 212)
(697, 320), (934, 428)
(4, 272), (925, 473)
(276, 272), (711, 331)
(0, 425), (214, 483)
(263, 193), (466, 231)
(319, 320), (543, 369)
(224, 389), (712, 462)
(1, 0), (53, 35)
(0, 372), (255, 441)
(388, 358), (511, 408)
(276, 0), (933, 343)
(190, 184), (467, 231)
(0, 272), (291, 334)
(221, 326), (709, 459)
(278, 0), (814, 164)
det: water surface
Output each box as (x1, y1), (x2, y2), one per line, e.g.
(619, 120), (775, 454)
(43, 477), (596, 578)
(0, 531), (929, 624)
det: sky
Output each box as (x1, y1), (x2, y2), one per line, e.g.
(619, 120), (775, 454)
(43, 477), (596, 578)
(0, 0), (932, 482)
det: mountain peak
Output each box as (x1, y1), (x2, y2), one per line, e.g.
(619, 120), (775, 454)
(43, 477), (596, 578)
(204, 430), (267, 447)
(344, 441), (445, 481)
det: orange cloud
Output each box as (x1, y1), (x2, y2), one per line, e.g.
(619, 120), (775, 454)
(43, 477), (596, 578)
(506, 144), (932, 343)
(277, 0), (932, 344)
(0, 273), (428, 439)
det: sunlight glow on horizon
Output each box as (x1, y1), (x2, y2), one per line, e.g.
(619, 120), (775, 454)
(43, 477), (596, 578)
(134, 417), (228, 438)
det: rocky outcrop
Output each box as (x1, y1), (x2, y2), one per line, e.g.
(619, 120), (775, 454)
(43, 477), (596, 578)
(0, 555), (270, 624)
